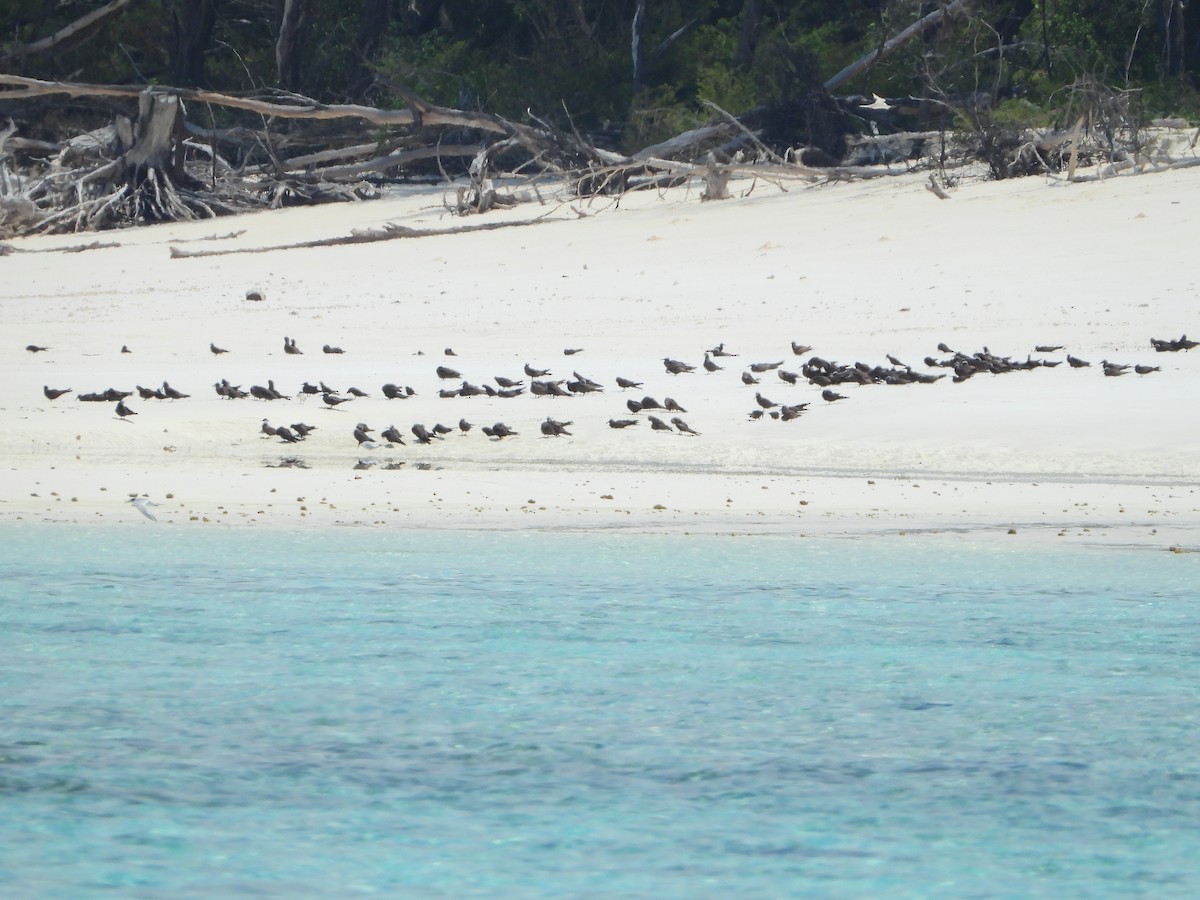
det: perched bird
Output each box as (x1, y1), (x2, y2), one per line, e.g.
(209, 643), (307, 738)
(750, 360), (783, 372)
(647, 415), (673, 431)
(432, 423), (454, 436)
(936, 342), (955, 354)
(127, 496), (158, 521)
(886, 354), (908, 368)
(137, 385), (160, 400)
(663, 398), (686, 413)
(323, 344), (345, 354)
(495, 376), (524, 388)
(26, 345), (49, 353)
(161, 381), (189, 400)
(710, 343), (737, 357)
(1134, 364), (1161, 375)
(1100, 360), (1130, 373)
(563, 348), (583, 355)
(703, 353), (723, 372)
(639, 396), (662, 409)
(291, 422), (316, 438)
(615, 376), (643, 389)
(380, 425), (406, 445)
(1035, 345), (1064, 353)
(779, 403), (808, 421)
(626, 399), (643, 414)
(444, 347), (457, 356)
(284, 336), (302, 355)
(250, 384), (276, 401)
(43, 386), (72, 400)
(524, 363), (551, 377)
(791, 342), (813, 356)
(275, 426), (300, 443)
(436, 366), (461, 379)
(663, 357), (695, 374)
(741, 371), (760, 385)
(210, 342), (229, 355)
(115, 399), (137, 418)
(346, 387), (369, 397)
(322, 392), (353, 408)
(822, 389), (847, 402)
(267, 380), (290, 400)
(353, 423), (375, 444)
(486, 422), (518, 439)
(748, 409), (764, 420)
(672, 417), (700, 435)
(541, 418), (572, 436)
(608, 418), (639, 428)
(411, 424), (437, 444)
(778, 370), (800, 385)
(755, 392), (778, 409)
(458, 418), (473, 434)
(121, 345), (132, 354)
(1066, 355), (1091, 368)
(261, 418), (278, 437)
(381, 383), (408, 399)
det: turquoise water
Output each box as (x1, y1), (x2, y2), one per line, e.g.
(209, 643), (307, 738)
(1, 526), (1197, 898)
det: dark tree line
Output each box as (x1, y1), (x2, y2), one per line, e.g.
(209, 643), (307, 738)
(2, 1), (1199, 148)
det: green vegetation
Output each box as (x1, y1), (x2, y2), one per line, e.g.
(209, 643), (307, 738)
(2, 1), (1198, 151)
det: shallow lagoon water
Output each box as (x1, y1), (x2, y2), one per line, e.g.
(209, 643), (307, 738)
(2, 526), (1198, 897)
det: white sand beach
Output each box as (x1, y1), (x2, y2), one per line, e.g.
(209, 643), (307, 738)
(3, 164), (1198, 543)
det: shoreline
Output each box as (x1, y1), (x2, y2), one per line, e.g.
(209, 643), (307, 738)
(3, 167), (1198, 542)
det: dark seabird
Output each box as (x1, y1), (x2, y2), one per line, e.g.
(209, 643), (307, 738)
(778, 370), (800, 385)
(541, 418), (572, 436)
(886, 354), (908, 368)
(626, 399), (643, 414)
(936, 342), (954, 354)
(346, 387), (369, 397)
(608, 418), (638, 428)
(261, 418), (278, 437)
(1100, 360), (1130, 372)
(381, 425), (407, 445)
(741, 371), (760, 385)
(459, 418), (473, 434)
(822, 389), (847, 402)
(267, 380), (290, 400)
(353, 425), (374, 444)
(640, 396), (662, 409)
(432, 423), (453, 435)
(323, 344), (345, 354)
(780, 403), (808, 421)
(495, 376), (524, 388)
(250, 384), (275, 401)
(497, 387), (524, 398)
(115, 399), (137, 418)
(291, 422), (316, 437)
(703, 353), (723, 372)
(563, 348), (583, 355)
(275, 426), (300, 443)
(1134, 364), (1160, 375)
(136, 385), (159, 400)
(210, 343), (229, 354)
(710, 343), (737, 357)
(121, 345), (132, 354)
(671, 417), (700, 435)
(284, 337), (303, 355)
(162, 381), (189, 400)
(663, 357), (695, 374)
(436, 366), (461, 379)
(488, 422), (517, 439)
(791, 342), (813, 356)
(663, 398), (686, 413)
(460, 381), (485, 397)
(43, 386), (72, 400)
(445, 348), (457, 356)
(26, 345), (49, 352)
(755, 392), (777, 409)
(615, 376), (643, 389)
(647, 415), (673, 431)
(103, 388), (133, 401)
(524, 363), (551, 377)
(1035, 345), (1064, 353)
(750, 361), (783, 372)
(319, 381), (338, 394)
(322, 392), (353, 408)
(301, 382), (321, 397)
(411, 424), (436, 444)
(749, 409), (763, 420)
(381, 383), (407, 399)
(1066, 355), (1091, 368)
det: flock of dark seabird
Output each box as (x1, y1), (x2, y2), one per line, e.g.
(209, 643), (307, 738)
(28, 330), (1194, 462)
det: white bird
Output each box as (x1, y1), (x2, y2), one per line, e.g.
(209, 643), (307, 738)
(128, 496), (159, 521)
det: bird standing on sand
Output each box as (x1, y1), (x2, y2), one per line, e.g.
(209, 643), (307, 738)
(663, 358), (695, 374)
(323, 344), (345, 354)
(671, 417), (700, 435)
(381, 425), (407, 445)
(275, 426), (300, 443)
(459, 418), (473, 435)
(647, 415), (673, 431)
(822, 389), (847, 402)
(284, 337), (302, 355)
(43, 386), (72, 400)
(741, 371), (760, 385)
(755, 392), (778, 409)
(210, 342), (229, 355)
(1134, 364), (1160, 375)
(322, 392), (352, 408)
(26, 345), (49, 353)
(261, 419), (277, 437)
(1066, 354), (1091, 368)
(703, 353), (723, 372)
(608, 418), (638, 428)
(437, 366), (461, 379)
(524, 363), (551, 378)
(791, 342), (813, 356)
(115, 400), (137, 419)
(615, 376), (643, 389)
